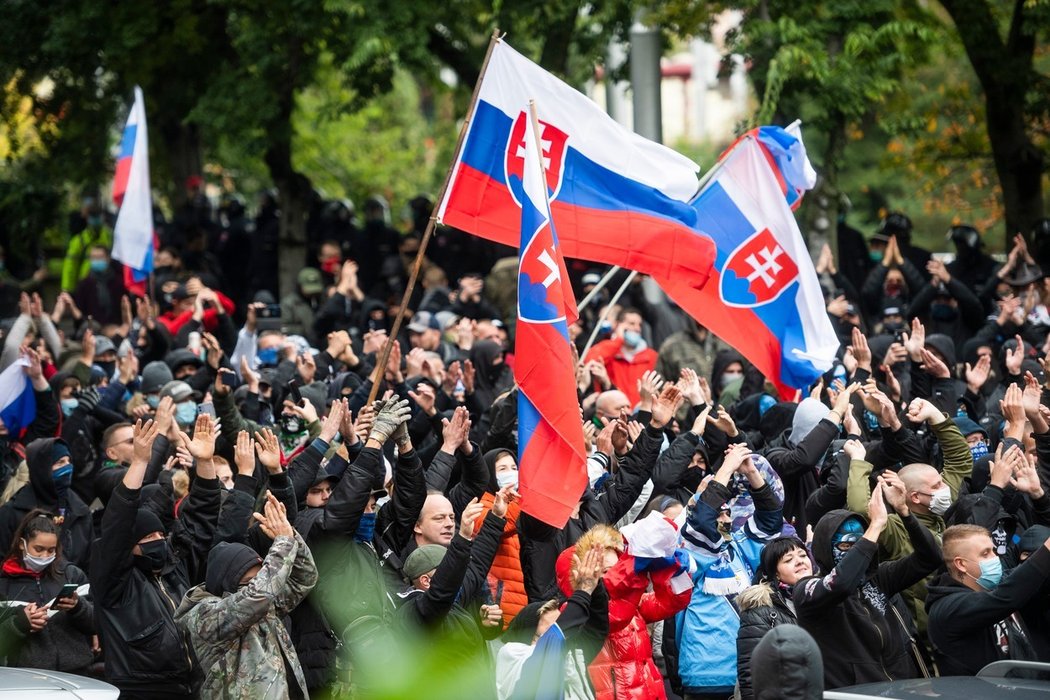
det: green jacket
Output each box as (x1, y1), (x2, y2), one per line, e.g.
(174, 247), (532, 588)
(62, 227), (113, 292)
(174, 532), (317, 700)
(846, 415), (970, 636)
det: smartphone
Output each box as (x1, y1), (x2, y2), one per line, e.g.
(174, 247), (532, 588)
(287, 378), (303, 404)
(56, 583), (78, 601)
(257, 304), (282, 319)
(198, 402), (216, 418)
(220, 371), (237, 388)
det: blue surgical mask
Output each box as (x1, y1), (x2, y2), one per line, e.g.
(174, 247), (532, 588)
(89, 259), (108, 273)
(970, 441), (989, 461)
(175, 401), (198, 425)
(257, 347), (279, 366)
(622, 330), (643, 348)
(146, 395), (160, 409)
(496, 470), (518, 490)
(53, 465), (73, 502)
(60, 398), (79, 417)
(970, 556), (1003, 590)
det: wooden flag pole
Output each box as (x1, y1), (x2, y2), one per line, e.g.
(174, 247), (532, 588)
(367, 28), (503, 405)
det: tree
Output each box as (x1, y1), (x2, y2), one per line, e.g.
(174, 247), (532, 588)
(937, 0), (1048, 243)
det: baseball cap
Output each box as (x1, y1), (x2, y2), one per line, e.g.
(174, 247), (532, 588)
(298, 268), (325, 295)
(407, 311), (441, 334)
(582, 272), (602, 286)
(403, 544), (447, 581)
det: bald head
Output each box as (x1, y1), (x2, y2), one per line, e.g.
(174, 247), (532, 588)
(596, 390), (631, 420)
(896, 463), (945, 516)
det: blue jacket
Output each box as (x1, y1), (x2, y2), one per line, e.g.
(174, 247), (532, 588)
(674, 480), (782, 693)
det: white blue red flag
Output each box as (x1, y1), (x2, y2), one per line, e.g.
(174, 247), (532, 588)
(655, 131), (837, 397)
(437, 39), (716, 289)
(0, 358), (35, 437)
(514, 105), (587, 529)
(111, 86), (154, 296)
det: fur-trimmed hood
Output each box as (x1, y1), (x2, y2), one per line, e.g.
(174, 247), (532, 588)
(555, 523), (624, 596)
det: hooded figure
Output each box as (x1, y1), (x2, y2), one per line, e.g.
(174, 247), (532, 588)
(793, 509), (941, 689)
(469, 340), (514, 408)
(473, 448), (528, 625)
(175, 533), (317, 700)
(750, 625), (824, 700)
(0, 438), (92, 571)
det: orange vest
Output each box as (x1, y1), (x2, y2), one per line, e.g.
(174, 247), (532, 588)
(476, 493), (528, 626)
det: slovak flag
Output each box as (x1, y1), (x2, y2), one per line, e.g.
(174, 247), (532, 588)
(437, 39), (716, 290)
(0, 358), (35, 437)
(655, 132), (838, 397)
(514, 105), (587, 529)
(111, 86), (154, 296)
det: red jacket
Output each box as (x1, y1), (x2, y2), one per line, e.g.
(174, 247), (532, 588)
(157, 291), (236, 337)
(556, 544), (692, 700)
(583, 337), (657, 406)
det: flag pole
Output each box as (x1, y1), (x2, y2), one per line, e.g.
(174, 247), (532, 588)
(367, 28), (503, 405)
(578, 270), (638, 359)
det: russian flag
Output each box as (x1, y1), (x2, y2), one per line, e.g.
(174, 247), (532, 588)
(111, 86), (154, 297)
(514, 105), (587, 529)
(655, 134), (838, 397)
(437, 39), (716, 289)
(0, 359), (36, 437)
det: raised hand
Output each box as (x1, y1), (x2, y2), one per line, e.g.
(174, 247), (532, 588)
(1000, 383), (1026, 426)
(368, 395), (412, 445)
(1010, 451), (1044, 498)
(352, 403), (376, 443)
(842, 438), (866, 462)
(1005, 335), (1025, 376)
(595, 421), (616, 457)
(718, 442), (753, 479)
(902, 318), (926, 362)
(408, 383), (438, 416)
(709, 405), (738, 438)
(920, 348), (951, 379)
(867, 482), (889, 532)
(905, 398), (942, 426)
(965, 355), (992, 393)
(690, 404), (713, 436)
(677, 367), (704, 406)
(153, 396), (176, 437)
(285, 398), (319, 426)
(132, 418), (162, 464)
(296, 351), (317, 384)
(362, 329), (388, 356)
(572, 545), (605, 594)
(202, 332), (223, 370)
(183, 413), (219, 460)
(650, 385), (683, 429)
(234, 431), (257, 476)
(253, 491), (295, 540)
(441, 406), (470, 452)
(254, 428), (283, 473)
(878, 472), (909, 516)
(610, 417), (630, 456)
(637, 370), (664, 411)
(492, 485), (514, 519)
(461, 359), (476, 395)
(319, 398), (344, 443)
(405, 347), (427, 379)
(459, 498), (485, 540)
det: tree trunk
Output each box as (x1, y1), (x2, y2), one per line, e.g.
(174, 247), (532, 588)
(264, 138), (312, 300)
(985, 95), (1044, 245)
(158, 120), (204, 206)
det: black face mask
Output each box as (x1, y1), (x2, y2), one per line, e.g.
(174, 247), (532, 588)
(97, 361), (116, 378)
(134, 539), (169, 573)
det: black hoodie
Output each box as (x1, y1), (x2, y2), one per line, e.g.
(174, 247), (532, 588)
(926, 544), (1050, 675)
(793, 509), (941, 689)
(0, 438), (92, 572)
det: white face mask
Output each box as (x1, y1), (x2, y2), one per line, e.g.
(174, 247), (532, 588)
(22, 540), (55, 572)
(929, 486), (952, 516)
(496, 470), (518, 489)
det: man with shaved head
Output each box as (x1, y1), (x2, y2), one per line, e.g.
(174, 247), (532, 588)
(927, 524), (1050, 675)
(846, 397), (972, 636)
(594, 390), (631, 421)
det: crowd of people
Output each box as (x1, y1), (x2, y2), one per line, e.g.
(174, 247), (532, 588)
(2, 187), (1050, 700)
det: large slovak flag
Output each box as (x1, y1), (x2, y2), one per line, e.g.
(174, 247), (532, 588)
(0, 358), (35, 437)
(514, 106), (587, 529)
(438, 39), (716, 289)
(111, 86), (154, 296)
(655, 133), (837, 397)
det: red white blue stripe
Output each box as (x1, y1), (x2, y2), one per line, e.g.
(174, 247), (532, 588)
(111, 86), (154, 293)
(0, 358), (35, 437)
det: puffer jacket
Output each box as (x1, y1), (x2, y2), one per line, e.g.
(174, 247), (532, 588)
(476, 492), (526, 625)
(736, 582), (798, 700)
(556, 526), (691, 700)
(0, 557), (94, 672)
(174, 532), (317, 700)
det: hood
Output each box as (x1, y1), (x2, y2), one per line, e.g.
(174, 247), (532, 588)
(924, 570), (969, 612)
(810, 509), (867, 573)
(297, 382), (328, 418)
(483, 447), (514, 494)
(205, 542), (263, 596)
(174, 583), (213, 619)
(737, 581), (776, 612)
(751, 625), (824, 700)
(946, 492), (1016, 534)
(1019, 525), (1050, 553)
(788, 399), (827, 447)
(25, 438), (67, 507)
(760, 402), (797, 446)
(960, 337), (991, 367)
(733, 394), (775, 434)
(924, 333), (957, 368)
(711, 348), (746, 389)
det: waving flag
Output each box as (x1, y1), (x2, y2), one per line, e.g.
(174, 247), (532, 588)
(111, 86), (154, 296)
(437, 39), (716, 289)
(654, 133), (838, 397)
(514, 105), (587, 529)
(0, 358), (35, 437)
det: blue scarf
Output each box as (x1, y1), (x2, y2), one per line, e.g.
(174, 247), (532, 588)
(354, 512), (377, 543)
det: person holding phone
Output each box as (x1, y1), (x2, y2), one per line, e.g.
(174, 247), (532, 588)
(0, 508), (96, 674)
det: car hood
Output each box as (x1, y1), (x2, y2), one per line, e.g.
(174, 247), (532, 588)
(824, 675), (1050, 700)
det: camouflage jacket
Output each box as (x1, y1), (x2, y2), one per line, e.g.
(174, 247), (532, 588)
(175, 532), (318, 700)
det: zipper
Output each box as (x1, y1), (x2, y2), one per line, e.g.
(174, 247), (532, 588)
(154, 574), (193, 672)
(860, 596), (893, 681)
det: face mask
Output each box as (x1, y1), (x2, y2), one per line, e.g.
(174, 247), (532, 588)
(883, 321), (905, 334)
(717, 519), (732, 540)
(257, 347), (279, 367)
(496, 470), (518, 489)
(146, 394), (160, 409)
(60, 398), (79, 417)
(89, 259), (108, 274)
(354, 512), (377, 544)
(21, 539), (55, 572)
(175, 401), (198, 425)
(969, 556), (1003, 590)
(970, 441), (989, 462)
(97, 360), (116, 378)
(135, 539), (169, 573)
(931, 303), (958, 321)
(598, 320), (612, 335)
(870, 251), (884, 263)
(53, 465), (73, 501)
(622, 330), (642, 348)
(320, 257), (341, 275)
(280, 415), (304, 435)
(87, 215), (102, 229)
(720, 372), (742, 389)
(929, 485), (952, 516)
